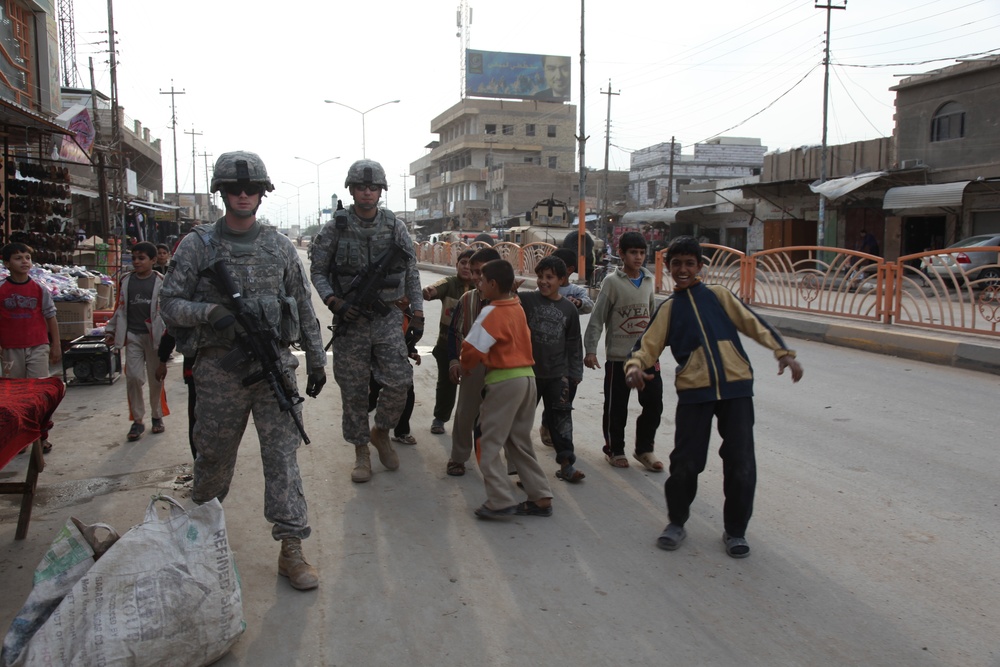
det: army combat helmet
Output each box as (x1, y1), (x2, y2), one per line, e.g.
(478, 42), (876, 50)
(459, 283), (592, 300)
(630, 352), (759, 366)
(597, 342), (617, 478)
(344, 159), (388, 190)
(212, 151), (274, 218)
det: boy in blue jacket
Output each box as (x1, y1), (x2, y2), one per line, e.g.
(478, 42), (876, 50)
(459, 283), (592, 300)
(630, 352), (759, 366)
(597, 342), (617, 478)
(625, 236), (803, 559)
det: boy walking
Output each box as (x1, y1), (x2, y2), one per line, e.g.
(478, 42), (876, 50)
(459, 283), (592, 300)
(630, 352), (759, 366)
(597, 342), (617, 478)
(0, 243), (61, 452)
(461, 260), (553, 519)
(626, 236), (803, 558)
(519, 256), (585, 482)
(445, 247), (501, 476)
(104, 241), (169, 441)
(584, 231), (663, 471)
(423, 248), (475, 434)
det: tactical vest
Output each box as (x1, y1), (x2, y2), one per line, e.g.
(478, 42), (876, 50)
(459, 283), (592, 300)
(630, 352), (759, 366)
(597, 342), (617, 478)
(328, 209), (409, 301)
(175, 222), (301, 355)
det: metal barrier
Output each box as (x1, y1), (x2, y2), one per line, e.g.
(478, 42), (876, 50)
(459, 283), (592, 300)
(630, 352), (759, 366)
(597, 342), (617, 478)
(415, 240), (1000, 338)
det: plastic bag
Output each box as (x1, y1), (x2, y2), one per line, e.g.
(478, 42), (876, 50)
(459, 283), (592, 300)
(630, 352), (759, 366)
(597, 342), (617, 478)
(2, 495), (244, 667)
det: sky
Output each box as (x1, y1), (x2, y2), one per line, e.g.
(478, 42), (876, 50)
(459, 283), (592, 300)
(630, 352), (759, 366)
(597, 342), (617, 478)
(71, 0), (999, 227)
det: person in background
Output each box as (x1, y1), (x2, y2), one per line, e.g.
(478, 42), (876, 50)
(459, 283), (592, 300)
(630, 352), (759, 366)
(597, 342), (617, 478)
(104, 241), (169, 442)
(0, 242), (61, 453)
(626, 236), (803, 559)
(423, 248), (475, 435)
(153, 243), (171, 275)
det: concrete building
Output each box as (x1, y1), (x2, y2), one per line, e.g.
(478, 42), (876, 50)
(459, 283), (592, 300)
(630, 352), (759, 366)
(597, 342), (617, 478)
(408, 98), (577, 235)
(630, 137), (766, 209)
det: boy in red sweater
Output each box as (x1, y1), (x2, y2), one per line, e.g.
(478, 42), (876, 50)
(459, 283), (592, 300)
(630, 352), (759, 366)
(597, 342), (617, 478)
(461, 260), (553, 519)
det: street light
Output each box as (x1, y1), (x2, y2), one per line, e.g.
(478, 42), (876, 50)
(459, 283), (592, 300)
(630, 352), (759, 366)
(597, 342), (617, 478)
(281, 181), (313, 232)
(323, 99), (400, 158)
(294, 156), (340, 226)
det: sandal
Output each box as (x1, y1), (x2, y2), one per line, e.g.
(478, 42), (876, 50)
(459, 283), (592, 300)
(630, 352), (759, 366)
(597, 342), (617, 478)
(556, 467), (586, 483)
(605, 454), (629, 469)
(657, 523), (687, 551)
(446, 460), (466, 477)
(633, 451), (664, 472)
(127, 422), (145, 441)
(474, 503), (516, 520)
(515, 500), (553, 517)
(431, 419), (446, 434)
(391, 433), (417, 445)
(42, 440), (53, 454)
(723, 532), (751, 559)
(151, 418), (165, 434)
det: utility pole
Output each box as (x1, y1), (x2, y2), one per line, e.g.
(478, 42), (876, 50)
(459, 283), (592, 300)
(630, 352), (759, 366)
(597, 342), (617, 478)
(667, 135), (675, 207)
(184, 126), (202, 220)
(400, 173), (409, 231)
(816, 0), (847, 249)
(600, 79), (619, 242)
(106, 0), (126, 253)
(159, 80), (185, 204)
(89, 57), (109, 239)
(199, 151), (213, 219)
(576, 0), (589, 284)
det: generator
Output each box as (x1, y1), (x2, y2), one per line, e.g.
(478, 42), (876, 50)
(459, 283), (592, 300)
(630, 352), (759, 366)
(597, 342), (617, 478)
(62, 335), (121, 386)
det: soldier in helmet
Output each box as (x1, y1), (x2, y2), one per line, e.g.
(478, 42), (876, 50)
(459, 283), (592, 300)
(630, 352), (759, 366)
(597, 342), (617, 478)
(159, 151), (328, 591)
(310, 159), (424, 483)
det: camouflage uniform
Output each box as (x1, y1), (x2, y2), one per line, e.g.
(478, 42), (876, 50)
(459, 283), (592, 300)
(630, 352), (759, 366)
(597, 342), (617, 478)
(310, 207), (422, 445)
(160, 219), (326, 540)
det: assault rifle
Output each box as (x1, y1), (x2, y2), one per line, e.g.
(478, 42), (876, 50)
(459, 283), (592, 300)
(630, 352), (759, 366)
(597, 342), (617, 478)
(203, 259), (310, 444)
(327, 241), (409, 343)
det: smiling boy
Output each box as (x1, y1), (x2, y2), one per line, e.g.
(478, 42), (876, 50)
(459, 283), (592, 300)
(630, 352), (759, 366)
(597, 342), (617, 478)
(626, 236), (803, 559)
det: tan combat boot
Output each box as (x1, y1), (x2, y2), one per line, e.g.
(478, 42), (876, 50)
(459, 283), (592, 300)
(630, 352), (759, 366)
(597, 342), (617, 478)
(278, 537), (319, 590)
(352, 444), (372, 483)
(370, 426), (399, 471)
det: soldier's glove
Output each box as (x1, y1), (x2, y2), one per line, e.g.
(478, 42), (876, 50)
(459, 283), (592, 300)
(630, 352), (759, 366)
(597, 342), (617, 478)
(329, 297), (362, 322)
(207, 305), (236, 332)
(405, 315), (424, 347)
(305, 369), (327, 398)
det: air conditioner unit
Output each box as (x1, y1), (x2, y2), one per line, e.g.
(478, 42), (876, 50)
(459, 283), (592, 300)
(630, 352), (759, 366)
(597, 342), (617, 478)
(900, 159), (925, 169)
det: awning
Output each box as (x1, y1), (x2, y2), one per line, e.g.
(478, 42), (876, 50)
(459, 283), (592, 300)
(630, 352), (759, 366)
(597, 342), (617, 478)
(810, 171), (885, 201)
(620, 204), (714, 225)
(69, 185), (100, 198)
(883, 181), (970, 210)
(131, 200), (181, 211)
(0, 98), (71, 138)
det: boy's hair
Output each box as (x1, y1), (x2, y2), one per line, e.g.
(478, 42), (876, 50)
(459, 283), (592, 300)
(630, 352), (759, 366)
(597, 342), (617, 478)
(535, 255), (567, 279)
(619, 231), (647, 252)
(2, 242), (32, 262)
(457, 248), (475, 262)
(155, 243), (170, 253)
(481, 259), (515, 293)
(470, 247), (501, 266)
(666, 236), (703, 264)
(132, 241), (157, 259)
(551, 248), (578, 272)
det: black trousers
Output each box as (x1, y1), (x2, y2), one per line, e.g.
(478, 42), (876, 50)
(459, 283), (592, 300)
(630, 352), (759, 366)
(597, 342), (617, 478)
(664, 396), (756, 538)
(601, 360), (662, 457)
(536, 376), (576, 465)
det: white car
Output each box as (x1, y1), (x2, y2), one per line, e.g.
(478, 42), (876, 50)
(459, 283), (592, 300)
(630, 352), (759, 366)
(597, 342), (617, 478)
(923, 234), (1000, 287)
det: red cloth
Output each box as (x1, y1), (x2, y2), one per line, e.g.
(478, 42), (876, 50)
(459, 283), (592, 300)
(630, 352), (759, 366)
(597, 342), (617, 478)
(0, 377), (65, 470)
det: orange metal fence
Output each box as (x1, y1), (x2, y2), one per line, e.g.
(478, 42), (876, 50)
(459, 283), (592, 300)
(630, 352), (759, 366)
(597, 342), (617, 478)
(415, 241), (1000, 338)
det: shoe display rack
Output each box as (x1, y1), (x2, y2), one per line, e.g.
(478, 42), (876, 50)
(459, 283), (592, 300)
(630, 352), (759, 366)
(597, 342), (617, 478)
(3, 160), (77, 264)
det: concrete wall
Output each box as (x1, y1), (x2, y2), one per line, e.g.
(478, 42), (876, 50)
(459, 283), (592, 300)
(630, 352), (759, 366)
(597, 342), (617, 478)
(762, 138), (892, 182)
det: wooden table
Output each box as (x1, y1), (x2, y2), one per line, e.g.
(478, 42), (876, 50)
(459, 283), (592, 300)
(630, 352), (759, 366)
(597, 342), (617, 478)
(0, 377), (65, 539)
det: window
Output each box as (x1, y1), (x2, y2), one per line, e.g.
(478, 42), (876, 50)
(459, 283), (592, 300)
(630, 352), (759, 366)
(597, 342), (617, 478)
(526, 124), (536, 137)
(647, 180), (657, 200)
(547, 125), (557, 138)
(0, 2), (33, 107)
(524, 156), (535, 164)
(931, 102), (965, 142)
(485, 124), (497, 135)
(548, 156), (558, 169)
(502, 124), (514, 136)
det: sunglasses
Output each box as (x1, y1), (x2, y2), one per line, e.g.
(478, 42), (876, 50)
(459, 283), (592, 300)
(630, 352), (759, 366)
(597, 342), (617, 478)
(352, 184), (382, 192)
(223, 183), (263, 196)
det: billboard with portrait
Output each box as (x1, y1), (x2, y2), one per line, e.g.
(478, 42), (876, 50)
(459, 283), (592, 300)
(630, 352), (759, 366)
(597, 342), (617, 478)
(466, 50), (571, 102)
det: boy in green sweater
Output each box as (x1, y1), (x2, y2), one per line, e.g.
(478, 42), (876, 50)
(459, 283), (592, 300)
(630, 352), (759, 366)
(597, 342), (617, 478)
(584, 231), (663, 471)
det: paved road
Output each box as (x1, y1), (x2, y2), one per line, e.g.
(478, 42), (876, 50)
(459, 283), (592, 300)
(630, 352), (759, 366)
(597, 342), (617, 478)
(1, 262), (997, 666)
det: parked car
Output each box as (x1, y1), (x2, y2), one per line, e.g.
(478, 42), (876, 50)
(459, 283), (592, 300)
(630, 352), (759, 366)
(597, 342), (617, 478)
(923, 234), (1000, 287)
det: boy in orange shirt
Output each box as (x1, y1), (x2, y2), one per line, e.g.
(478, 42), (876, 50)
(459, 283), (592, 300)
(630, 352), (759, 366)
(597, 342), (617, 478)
(461, 260), (553, 519)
